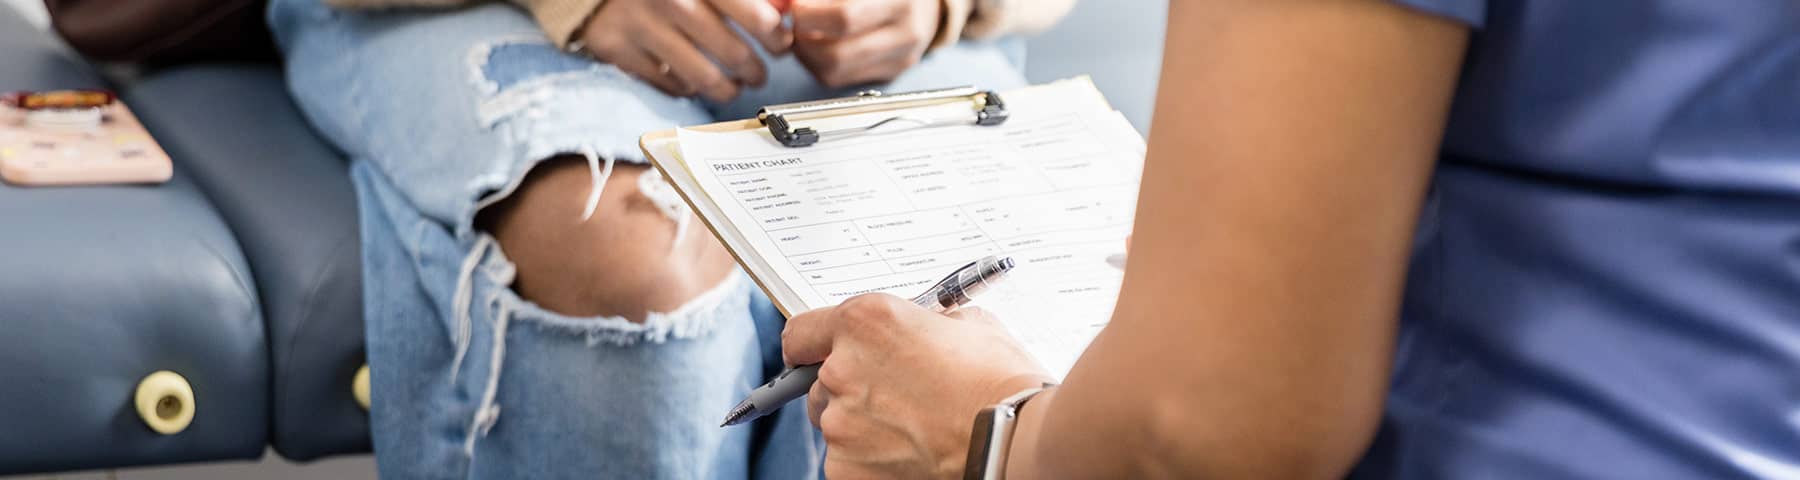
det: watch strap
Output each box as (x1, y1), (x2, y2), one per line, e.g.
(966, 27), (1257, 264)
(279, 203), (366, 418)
(963, 383), (1054, 480)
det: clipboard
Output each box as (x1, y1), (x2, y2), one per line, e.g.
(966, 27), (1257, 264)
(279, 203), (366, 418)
(637, 77), (1136, 321)
(638, 77), (1135, 379)
(638, 86), (1013, 318)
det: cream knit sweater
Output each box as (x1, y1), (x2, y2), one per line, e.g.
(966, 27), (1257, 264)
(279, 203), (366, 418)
(326, 0), (1076, 51)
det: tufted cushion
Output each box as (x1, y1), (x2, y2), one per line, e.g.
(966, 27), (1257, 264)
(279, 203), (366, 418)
(0, 7), (269, 474)
(125, 65), (370, 461)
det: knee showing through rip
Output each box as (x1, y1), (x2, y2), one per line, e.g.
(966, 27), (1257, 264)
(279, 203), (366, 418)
(478, 156), (736, 322)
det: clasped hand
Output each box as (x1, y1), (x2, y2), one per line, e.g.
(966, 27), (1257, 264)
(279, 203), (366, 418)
(579, 0), (942, 102)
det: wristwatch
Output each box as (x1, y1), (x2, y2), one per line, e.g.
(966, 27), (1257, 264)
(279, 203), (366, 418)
(963, 383), (1054, 480)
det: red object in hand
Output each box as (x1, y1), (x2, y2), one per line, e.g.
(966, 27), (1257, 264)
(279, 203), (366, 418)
(767, 0), (791, 13)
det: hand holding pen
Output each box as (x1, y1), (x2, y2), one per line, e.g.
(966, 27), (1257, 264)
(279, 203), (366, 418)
(722, 255), (1020, 426)
(755, 255), (1056, 478)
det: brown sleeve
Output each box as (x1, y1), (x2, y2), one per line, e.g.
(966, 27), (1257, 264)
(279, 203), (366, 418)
(932, 0), (1077, 50)
(326, 0), (603, 48)
(46, 0), (278, 64)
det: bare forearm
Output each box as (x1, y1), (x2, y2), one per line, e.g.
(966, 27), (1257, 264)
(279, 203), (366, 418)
(1003, 1), (1469, 478)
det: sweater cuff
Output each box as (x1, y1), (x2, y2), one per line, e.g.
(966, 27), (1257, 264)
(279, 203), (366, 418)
(931, 0), (974, 51)
(526, 0), (607, 49)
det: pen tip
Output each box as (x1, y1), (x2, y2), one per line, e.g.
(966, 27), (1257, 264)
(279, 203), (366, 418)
(721, 402), (754, 427)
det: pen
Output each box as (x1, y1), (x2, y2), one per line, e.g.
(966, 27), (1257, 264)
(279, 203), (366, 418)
(720, 255), (1016, 427)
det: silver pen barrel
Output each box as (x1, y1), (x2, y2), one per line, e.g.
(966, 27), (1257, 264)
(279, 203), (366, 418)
(911, 256), (1014, 312)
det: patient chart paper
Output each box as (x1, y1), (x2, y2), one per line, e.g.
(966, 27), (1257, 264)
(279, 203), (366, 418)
(669, 79), (1144, 377)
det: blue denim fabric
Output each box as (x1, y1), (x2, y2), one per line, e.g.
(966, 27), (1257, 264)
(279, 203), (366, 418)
(267, 0), (1028, 478)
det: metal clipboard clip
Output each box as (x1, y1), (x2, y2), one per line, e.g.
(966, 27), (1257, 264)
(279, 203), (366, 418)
(756, 86), (1009, 147)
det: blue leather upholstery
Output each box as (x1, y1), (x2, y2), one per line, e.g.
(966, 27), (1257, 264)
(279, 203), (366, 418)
(124, 66), (370, 461)
(0, 8), (269, 474)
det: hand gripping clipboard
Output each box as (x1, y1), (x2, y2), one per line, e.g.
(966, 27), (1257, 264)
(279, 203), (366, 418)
(637, 86), (1010, 317)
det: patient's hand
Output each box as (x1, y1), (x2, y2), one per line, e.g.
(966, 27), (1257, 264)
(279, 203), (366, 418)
(580, 0), (794, 102)
(790, 0), (942, 88)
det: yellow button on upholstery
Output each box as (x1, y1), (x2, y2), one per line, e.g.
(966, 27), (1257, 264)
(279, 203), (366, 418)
(352, 364), (371, 411)
(134, 371), (195, 435)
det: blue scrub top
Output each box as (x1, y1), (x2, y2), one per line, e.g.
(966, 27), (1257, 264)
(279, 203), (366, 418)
(1353, 1), (1800, 478)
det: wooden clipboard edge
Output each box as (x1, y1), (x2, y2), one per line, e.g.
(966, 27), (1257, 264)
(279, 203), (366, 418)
(639, 120), (801, 319)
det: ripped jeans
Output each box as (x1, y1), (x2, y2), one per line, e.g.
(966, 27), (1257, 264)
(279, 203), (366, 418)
(267, 0), (1028, 478)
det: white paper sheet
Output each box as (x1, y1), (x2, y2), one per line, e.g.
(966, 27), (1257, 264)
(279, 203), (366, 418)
(671, 79), (1144, 377)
